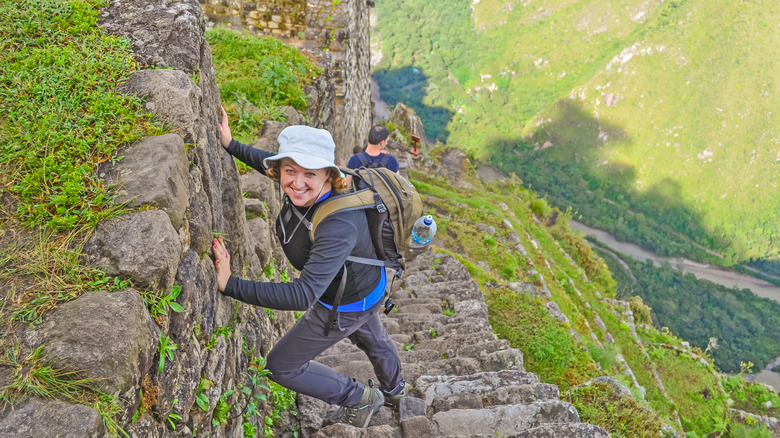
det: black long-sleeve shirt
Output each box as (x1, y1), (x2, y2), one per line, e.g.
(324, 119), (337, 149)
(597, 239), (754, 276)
(221, 139), (382, 311)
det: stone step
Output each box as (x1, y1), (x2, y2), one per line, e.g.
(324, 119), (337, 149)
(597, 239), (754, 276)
(393, 302), (444, 315)
(401, 280), (483, 302)
(415, 370), (540, 404)
(413, 334), (509, 358)
(410, 320), (493, 342)
(430, 400), (580, 437)
(390, 313), (448, 331)
(391, 297), (444, 309)
(431, 383), (561, 414)
(513, 422), (610, 438)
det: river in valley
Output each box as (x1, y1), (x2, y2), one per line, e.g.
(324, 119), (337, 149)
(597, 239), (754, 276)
(568, 220), (780, 389)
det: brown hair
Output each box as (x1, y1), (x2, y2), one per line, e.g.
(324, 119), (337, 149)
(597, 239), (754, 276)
(266, 161), (349, 193)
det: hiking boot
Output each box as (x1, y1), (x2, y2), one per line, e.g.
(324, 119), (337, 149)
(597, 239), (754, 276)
(339, 379), (384, 428)
(382, 382), (409, 409)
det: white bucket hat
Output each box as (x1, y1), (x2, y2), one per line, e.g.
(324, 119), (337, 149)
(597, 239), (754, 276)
(263, 125), (340, 174)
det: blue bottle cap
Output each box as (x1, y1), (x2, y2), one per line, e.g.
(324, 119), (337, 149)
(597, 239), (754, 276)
(423, 215), (433, 226)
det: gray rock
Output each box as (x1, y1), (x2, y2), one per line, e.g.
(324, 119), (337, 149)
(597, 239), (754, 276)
(579, 376), (634, 399)
(240, 171), (282, 218)
(476, 223), (496, 234)
(30, 289), (158, 411)
(99, 134), (190, 229)
(514, 423), (610, 438)
(118, 70), (202, 144)
(185, 167), (214, 255)
(124, 413), (162, 438)
(508, 281), (538, 295)
(432, 401), (579, 436)
(400, 415), (435, 438)
(247, 217), (273, 268)
(99, 0), (206, 72)
(416, 370), (539, 404)
(546, 301), (570, 324)
(83, 210), (182, 292)
(244, 198), (269, 220)
(0, 397), (105, 437)
(400, 396), (427, 421)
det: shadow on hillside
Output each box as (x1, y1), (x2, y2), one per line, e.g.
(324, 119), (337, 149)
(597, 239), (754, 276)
(482, 99), (734, 261)
(372, 66), (454, 143)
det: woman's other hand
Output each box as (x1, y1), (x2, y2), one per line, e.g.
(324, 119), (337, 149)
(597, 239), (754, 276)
(213, 236), (231, 291)
(218, 106), (233, 148)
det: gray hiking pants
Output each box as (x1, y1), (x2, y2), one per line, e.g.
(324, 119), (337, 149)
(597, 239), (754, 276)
(265, 300), (404, 407)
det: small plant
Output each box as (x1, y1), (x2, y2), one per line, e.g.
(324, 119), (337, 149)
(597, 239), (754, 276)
(429, 327), (439, 338)
(265, 308), (276, 320)
(280, 268), (290, 282)
(144, 285), (185, 324)
(442, 306), (455, 317)
(403, 343), (414, 351)
(168, 398), (183, 430)
(293, 310), (304, 321)
(158, 334), (178, 373)
(205, 326), (232, 351)
(1, 344), (126, 436)
(195, 377), (213, 411)
(263, 261), (277, 280)
(212, 389), (234, 427)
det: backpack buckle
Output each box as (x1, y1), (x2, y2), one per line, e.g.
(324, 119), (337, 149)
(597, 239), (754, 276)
(377, 203), (387, 213)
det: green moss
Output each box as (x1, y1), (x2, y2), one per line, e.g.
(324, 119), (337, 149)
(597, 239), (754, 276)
(566, 383), (666, 438)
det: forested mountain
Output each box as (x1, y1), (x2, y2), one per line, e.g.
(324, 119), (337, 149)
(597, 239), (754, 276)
(373, 0), (780, 271)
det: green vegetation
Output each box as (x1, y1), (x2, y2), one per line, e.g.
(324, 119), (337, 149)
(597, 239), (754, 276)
(0, 0), (162, 231)
(597, 245), (780, 372)
(488, 285), (599, 389)
(1, 231), (133, 326)
(205, 27), (322, 143)
(645, 345), (728, 436)
(565, 383), (666, 437)
(722, 374), (780, 419)
(1, 344), (126, 436)
(0, 0), (159, 328)
(157, 334), (178, 373)
(142, 285), (185, 326)
(374, 0), (780, 271)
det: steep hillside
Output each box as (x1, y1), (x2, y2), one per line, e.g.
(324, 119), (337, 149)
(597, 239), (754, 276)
(396, 139), (778, 437)
(372, 0), (780, 270)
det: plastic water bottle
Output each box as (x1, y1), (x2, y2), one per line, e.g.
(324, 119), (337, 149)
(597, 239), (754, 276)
(407, 215), (437, 258)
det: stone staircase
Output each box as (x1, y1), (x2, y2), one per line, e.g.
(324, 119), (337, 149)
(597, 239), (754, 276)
(296, 253), (608, 438)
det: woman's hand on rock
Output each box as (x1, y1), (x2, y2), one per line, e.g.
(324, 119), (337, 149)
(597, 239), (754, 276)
(218, 106), (232, 149)
(213, 236), (231, 291)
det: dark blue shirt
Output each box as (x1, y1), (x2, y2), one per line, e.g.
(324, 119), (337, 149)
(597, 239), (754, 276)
(347, 152), (400, 172)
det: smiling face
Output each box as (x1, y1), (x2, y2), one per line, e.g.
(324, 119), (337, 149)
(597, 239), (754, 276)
(279, 158), (331, 207)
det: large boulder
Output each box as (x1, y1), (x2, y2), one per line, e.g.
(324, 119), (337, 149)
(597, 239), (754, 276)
(0, 397), (105, 437)
(83, 210), (182, 292)
(98, 134), (190, 229)
(99, 0), (205, 73)
(27, 289), (158, 412)
(117, 70), (203, 144)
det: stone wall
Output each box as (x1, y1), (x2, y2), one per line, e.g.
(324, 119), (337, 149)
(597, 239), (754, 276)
(199, 0), (373, 160)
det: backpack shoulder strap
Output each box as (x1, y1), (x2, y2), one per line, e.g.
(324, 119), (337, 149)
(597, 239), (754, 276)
(308, 189), (377, 241)
(357, 152), (370, 166)
(379, 153), (391, 167)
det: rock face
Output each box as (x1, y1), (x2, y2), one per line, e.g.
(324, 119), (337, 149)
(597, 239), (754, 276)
(302, 254), (609, 438)
(98, 134), (190, 230)
(0, 397), (105, 438)
(28, 289), (159, 415)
